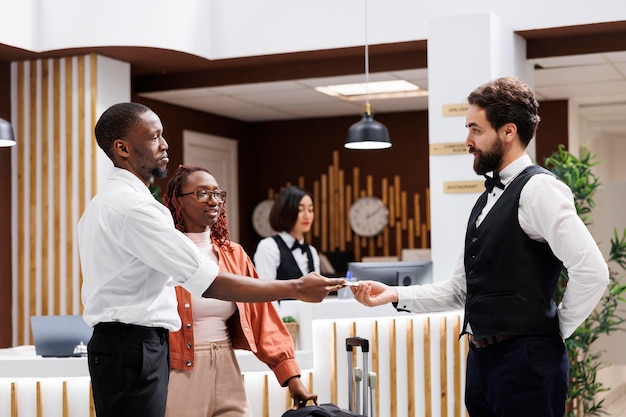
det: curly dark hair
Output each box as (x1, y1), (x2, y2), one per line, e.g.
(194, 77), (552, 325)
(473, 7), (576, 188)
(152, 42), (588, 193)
(94, 102), (152, 161)
(467, 76), (540, 147)
(163, 164), (232, 249)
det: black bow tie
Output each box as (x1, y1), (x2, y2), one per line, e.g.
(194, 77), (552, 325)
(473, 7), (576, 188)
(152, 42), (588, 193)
(484, 172), (504, 193)
(291, 241), (308, 253)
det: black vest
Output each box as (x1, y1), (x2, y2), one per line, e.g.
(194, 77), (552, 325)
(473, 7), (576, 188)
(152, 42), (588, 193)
(272, 235), (314, 280)
(462, 165), (562, 339)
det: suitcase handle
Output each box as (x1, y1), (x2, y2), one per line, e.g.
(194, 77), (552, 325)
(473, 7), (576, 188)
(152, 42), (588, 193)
(346, 336), (369, 353)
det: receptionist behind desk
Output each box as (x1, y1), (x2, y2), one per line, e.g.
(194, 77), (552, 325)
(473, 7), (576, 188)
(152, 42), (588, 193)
(254, 186), (320, 280)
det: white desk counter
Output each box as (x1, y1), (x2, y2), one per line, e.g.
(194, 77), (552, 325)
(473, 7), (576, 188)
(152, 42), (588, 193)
(1, 300), (467, 417)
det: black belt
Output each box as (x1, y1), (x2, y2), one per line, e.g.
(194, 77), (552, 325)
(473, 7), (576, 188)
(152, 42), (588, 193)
(470, 334), (516, 348)
(94, 322), (168, 340)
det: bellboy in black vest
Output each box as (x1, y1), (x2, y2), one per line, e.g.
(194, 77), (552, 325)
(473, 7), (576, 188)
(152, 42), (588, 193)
(254, 186), (321, 282)
(350, 77), (609, 417)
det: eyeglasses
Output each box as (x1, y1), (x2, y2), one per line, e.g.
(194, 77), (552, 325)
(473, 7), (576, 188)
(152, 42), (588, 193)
(179, 190), (227, 203)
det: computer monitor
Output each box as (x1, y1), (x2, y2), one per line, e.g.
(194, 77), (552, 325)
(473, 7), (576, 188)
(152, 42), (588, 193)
(347, 260), (433, 287)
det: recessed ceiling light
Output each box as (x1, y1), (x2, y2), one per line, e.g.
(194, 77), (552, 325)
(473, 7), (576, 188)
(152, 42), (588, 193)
(315, 80), (428, 101)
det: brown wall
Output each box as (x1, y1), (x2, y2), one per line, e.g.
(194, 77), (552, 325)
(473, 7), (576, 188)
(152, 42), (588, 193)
(0, 62), (12, 348)
(241, 111), (430, 254)
(535, 100), (569, 165)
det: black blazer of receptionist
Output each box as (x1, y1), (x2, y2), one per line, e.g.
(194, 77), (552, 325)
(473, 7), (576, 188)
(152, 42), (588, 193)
(462, 165), (563, 340)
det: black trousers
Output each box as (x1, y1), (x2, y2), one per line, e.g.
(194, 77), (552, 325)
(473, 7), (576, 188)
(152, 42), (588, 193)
(465, 335), (569, 417)
(88, 322), (170, 417)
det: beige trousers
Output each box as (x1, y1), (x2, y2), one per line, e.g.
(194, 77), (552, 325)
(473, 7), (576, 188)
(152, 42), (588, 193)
(165, 341), (251, 417)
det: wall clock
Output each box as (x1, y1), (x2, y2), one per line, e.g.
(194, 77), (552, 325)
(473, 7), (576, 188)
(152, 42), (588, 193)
(349, 196), (389, 237)
(252, 199), (276, 237)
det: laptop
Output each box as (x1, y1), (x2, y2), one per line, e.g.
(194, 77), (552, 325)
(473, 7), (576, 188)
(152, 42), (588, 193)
(30, 315), (93, 357)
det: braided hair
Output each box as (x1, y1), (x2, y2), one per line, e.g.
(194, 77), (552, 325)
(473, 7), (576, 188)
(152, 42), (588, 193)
(163, 165), (232, 249)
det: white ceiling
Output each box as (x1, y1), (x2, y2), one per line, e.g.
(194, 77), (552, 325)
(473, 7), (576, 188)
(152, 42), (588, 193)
(139, 51), (626, 123)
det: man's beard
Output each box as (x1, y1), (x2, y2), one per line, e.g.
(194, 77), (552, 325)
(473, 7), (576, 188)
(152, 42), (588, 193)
(151, 167), (168, 179)
(472, 139), (504, 175)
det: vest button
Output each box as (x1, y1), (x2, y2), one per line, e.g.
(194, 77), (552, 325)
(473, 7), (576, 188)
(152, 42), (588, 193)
(187, 343), (192, 349)
(186, 323), (192, 329)
(470, 256), (475, 262)
(472, 237), (478, 243)
(469, 270), (474, 276)
(184, 303), (191, 309)
(186, 360), (192, 367)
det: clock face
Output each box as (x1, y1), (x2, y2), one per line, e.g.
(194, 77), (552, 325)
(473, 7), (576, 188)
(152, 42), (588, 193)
(252, 199), (276, 238)
(349, 196), (389, 237)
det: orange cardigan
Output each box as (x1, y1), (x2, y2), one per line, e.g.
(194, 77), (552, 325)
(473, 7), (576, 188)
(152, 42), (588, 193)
(169, 241), (300, 387)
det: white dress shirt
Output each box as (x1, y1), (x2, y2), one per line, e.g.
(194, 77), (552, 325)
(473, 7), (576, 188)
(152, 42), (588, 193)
(78, 168), (219, 331)
(396, 154), (609, 338)
(253, 231), (320, 280)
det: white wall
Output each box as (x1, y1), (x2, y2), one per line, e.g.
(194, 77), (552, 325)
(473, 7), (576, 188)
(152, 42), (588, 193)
(1, 0), (626, 61)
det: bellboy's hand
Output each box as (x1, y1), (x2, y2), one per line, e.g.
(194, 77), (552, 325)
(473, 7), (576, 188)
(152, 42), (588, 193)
(287, 376), (318, 409)
(295, 273), (345, 302)
(352, 280), (398, 307)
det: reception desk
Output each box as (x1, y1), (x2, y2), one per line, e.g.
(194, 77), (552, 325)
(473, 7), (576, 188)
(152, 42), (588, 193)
(0, 299), (467, 417)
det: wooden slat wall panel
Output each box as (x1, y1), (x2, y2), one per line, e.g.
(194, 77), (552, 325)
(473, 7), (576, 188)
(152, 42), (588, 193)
(12, 55), (97, 345)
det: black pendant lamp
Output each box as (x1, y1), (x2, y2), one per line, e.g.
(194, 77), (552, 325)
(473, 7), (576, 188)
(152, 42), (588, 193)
(344, 0), (391, 150)
(0, 117), (16, 147)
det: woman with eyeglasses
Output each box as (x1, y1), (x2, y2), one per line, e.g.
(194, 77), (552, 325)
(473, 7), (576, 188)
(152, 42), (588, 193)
(253, 186), (320, 282)
(162, 165), (317, 417)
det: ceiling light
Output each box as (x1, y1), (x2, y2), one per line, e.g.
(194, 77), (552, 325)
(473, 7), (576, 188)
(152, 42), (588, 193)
(316, 80), (427, 102)
(344, 0), (391, 150)
(0, 117), (16, 147)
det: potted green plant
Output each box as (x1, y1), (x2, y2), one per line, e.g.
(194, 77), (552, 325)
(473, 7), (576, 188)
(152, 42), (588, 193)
(282, 315), (299, 347)
(545, 145), (626, 417)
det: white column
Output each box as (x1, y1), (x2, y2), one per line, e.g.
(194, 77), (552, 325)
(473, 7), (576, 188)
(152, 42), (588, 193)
(427, 12), (532, 282)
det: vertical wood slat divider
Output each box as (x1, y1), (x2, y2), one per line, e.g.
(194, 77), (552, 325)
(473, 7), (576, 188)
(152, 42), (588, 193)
(390, 320), (398, 417)
(349, 321), (357, 411)
(426, 188), (431, 231)
(11, 382), (17, 417)
(366, 176), (375, 255)
(421, 224), (428, 248)
(90, 53), (98, 198)
(388, 185), (395, 228)
(414, 193), (421, 237)
(454, 316), (462, 417)
(338, 168), (345, 251)
(29, 61), (37, 328)
(36, 381), (42, 417)
(345, 184), (352, 243)
(63, 381), (69, 417)
(407, 219), (415, 249)
(330, 322), (338, 405)
(53, 58), (61, 316)
(328, 164), (335, 251)
(424, 318), (432, 417)
(406, 319), (415, 417)
(401, 191), (408, 230)
(17, 61), (25, 345)
(41, 59), (50, 315)
(440, 318), (448, 417)
(372, 320), (380, 417)
(394, 175), (401, 228)
(332, 151), (340, 251)
(64, 57), (74, 313)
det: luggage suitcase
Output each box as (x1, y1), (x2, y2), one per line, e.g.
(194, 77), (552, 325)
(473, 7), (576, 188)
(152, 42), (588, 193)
(283, 336), (376, 417)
